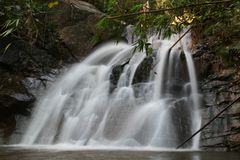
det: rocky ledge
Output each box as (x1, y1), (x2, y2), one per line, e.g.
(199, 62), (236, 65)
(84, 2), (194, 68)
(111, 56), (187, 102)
(195, 49), (240, 151)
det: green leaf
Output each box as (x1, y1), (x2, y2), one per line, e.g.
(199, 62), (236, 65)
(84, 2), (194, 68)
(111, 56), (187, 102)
(0, 28), (14, 37)
(3, 43), (11, 55)
(15, 19), (20, 27)
(3, 20), (12, 29)
(130, 4), (143, 12)
(96, 17), (109, 30)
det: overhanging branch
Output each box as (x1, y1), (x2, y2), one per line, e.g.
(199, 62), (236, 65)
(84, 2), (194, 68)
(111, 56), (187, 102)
(108, 0), (234, 19)
(168, 27), (192, 53)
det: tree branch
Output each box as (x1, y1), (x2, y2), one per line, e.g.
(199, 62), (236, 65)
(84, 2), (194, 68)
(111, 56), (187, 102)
(168, 27), (192, 53)
(108, 0), (234, 19)
(176, 96), (240, 149)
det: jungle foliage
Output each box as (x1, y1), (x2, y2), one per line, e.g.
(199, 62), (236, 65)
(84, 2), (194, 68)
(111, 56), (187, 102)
(95, 0), (240, 55)
(0, 0), (59, 53)
(1, 0), (239, 61)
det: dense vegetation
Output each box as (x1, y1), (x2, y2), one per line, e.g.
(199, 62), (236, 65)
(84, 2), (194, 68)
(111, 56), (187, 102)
(95, 0), (239, 60)
(0, 0), (239, 64)
(0, 0), (59, 53)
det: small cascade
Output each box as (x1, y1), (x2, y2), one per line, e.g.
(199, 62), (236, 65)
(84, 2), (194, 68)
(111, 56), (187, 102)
(20, 31), (202, 149)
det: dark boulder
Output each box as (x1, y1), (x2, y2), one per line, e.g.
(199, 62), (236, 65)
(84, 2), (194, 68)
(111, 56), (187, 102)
(0, 40), (64, 73)
(109, 64), (126, 92)
(133, 56), (154, 84)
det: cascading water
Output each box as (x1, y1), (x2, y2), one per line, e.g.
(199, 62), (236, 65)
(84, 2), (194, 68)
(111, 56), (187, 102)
(20, 31), (202, 149)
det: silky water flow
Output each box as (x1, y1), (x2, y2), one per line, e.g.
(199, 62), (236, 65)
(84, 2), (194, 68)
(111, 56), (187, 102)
(19, 31), (202, 149)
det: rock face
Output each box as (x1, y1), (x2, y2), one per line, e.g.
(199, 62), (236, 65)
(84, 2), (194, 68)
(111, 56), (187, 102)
(194, 49), (240, 151)
(0, 0), (104, 143)
(0, 39), (66, 143)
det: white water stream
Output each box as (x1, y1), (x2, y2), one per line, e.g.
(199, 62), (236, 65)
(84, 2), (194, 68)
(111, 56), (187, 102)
(20, 31), (201, 149)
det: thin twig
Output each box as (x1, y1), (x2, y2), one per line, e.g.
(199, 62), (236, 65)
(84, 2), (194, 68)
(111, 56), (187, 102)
(108, 0), (233, 19)
(168, 27), (192, 53)
(176, 96), (240, 149)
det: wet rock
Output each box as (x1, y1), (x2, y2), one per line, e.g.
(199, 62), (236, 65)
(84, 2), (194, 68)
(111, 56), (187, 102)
(0, 115), (16, 144)
(228, 102), (240, 115)
(110, 65), (126, 92)
(21, 78), (45, 96)
(132, 56), (154, 84)
(171, 99), (193, 147)
(0, 83), (35, 142)
(109, 56), (154, 92)
(194, 51), (225, 80)
(0, 94), (34, 116)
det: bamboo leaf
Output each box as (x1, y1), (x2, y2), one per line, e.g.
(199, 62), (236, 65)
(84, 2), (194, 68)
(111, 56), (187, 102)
(0, 28), (14, 37)
(3, 20), (12, 28)
(3, 43), (11, 55)
(15, 19), (20, 27)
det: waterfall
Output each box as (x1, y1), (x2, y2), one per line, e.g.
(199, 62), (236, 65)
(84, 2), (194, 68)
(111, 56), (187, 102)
(20, 31), (202, 149)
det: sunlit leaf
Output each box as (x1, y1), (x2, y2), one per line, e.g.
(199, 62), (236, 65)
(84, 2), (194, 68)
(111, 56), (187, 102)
(0, 28), (14, 37)
(3, 43), (11, 55)
(48, 1), (59, 8)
